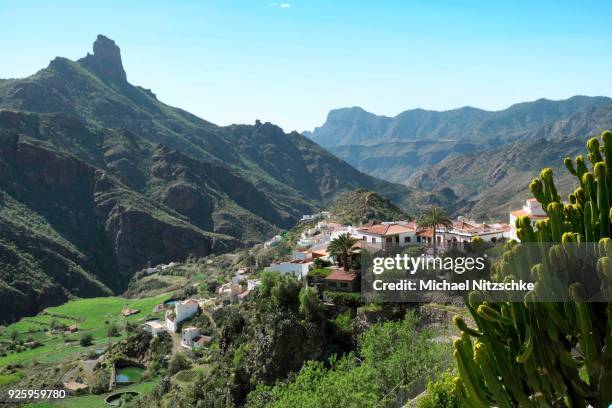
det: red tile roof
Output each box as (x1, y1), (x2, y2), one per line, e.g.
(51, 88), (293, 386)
(324, 269), (358, 282)
(510, 209), (547, 219)
(416, 228), (434, 238)
(358, 223), (414, 236)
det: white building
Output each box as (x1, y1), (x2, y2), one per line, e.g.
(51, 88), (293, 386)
(264, 235), (282, 248)
(442, 218), (511, 243)
(292, 249), (313, 261)
(265, 259), (313, 280)
(509, 199), (548, 241)
(358, 222), (416, 247)
(247, 279), (261, 291)
(181, 327), (200, 348)
(143, 320), (165, 337)
(166, 299), (199, 332)
(217, 282), (244, 303)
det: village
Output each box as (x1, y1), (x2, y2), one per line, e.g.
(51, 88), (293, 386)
(136, 197), (543, 356)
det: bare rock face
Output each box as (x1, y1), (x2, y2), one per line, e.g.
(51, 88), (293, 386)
(78, 35), (127, 82)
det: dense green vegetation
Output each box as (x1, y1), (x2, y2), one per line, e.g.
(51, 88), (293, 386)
(327, 188), (410, 224)
(246, 311), (451, 407)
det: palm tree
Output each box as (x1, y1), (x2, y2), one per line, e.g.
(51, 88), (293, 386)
(417, 206), (453, 256)
(328, 233), (359, 271)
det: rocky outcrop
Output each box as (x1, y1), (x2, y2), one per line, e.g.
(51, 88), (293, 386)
(78, 35), (127, 82)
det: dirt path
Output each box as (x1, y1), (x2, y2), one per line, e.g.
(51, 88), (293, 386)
(171, 332), (182, 354)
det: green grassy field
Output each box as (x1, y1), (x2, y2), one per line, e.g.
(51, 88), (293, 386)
(0, 295), (169, 367)
(25, 377), (159, 408)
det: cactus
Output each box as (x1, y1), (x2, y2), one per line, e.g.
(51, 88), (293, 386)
(454, 131), (612, 407)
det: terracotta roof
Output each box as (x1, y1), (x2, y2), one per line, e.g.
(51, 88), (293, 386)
(404, 220), (417, 229)
(510, 209), (547, 219)
(325, 269), (358, 282)
(310, 243), (329, 256)
(360, 221), (375, 229)
(452, 220), (477, 232)
(358, 223), (414, 236)
(289, 259), (313, 264)
(121, 308), (140, 317)
(416, 228), (434, 238)
(195, 335), (212, 345)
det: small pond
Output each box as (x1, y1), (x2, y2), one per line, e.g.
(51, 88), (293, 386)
(105, 391), (140, 406)
(115, 366), (144, 384)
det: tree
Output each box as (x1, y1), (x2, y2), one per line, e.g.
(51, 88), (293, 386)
(328, 233), (358, 271)
(299, 287), (325, 322)
(271, 274), (301, 308)
(259, 271), (281, 297)
(168, 352), (191, 375)
(80, 333), (93, 347)
(107, 323), (120, 337)
(9, 330), (18, 342)
(417, 206), (452, 256)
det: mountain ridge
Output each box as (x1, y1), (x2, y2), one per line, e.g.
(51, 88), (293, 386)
(0, 35), (438, 323)
(305, 96), (612, 148)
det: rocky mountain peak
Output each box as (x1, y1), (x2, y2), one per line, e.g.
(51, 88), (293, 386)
(78, 35), (127, 82)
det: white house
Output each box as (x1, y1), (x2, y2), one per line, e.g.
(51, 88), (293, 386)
(247, 279), (261, 291)
(181, 327), (200, 348)
(292, 249), (313, 261)
(297, 237), (315, 247)
(265, 259), (313, 280)
(143, 320), (165, 337)
(166, 299), (199, 332)
(509, 198), (548, 241)
(264, 235), (282, 248)
(442, 218), (510, 243)
(217, 282), (244, 303)
(330, 225), (363, 241)
(358, 223), (416, 247)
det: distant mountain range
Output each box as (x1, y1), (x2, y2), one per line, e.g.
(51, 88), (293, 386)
(0, 35), (436, 323)
(305, 97), (612, 220)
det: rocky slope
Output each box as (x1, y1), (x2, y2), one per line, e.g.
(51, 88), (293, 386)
(0, 35), (438, 323)
(305, 97), (612, 185)
(410, 105), (612, 219)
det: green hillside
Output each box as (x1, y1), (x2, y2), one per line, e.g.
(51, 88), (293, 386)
(328, 189), (410, 225)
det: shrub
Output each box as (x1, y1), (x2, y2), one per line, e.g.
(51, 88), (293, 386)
(418, 371), (462, 408)
(323, 290), (362, 306)
(79, 333), (93, 347)
(307, 268), (332, 279)
(168, 352), (191, 375)
(107, 323), (120, 337)
(299, 287), (325, 322)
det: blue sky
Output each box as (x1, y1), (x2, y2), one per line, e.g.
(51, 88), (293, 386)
(1, 1), (612, 131)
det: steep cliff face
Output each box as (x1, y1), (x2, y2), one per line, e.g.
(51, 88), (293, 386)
(0, 131), (239, 323)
